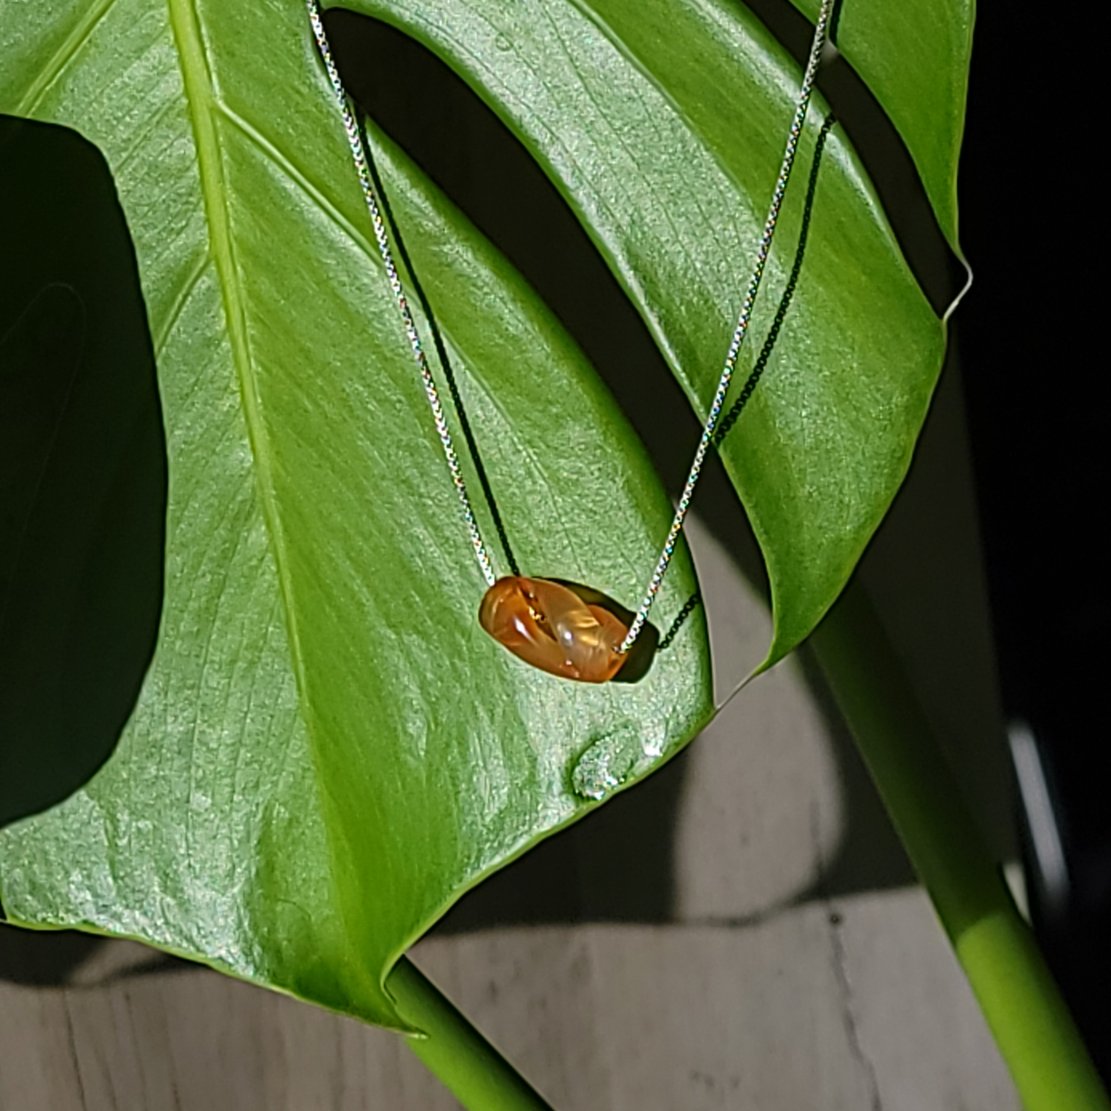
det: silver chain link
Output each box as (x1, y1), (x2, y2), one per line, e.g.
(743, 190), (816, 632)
(307, 0), (833, 649)
(307, 0), (496, 587)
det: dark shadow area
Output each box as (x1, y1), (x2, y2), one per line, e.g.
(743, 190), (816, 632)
(0, 920), (198, 990)
(796, 646), (917, 896)
(0, 923), (102, 986)
(0, 115), (167, 829)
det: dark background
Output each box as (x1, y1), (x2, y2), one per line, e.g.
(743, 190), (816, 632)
(958, 4), (1109, 1078)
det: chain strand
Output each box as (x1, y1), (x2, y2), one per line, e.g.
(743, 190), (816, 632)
(659, 111), (839, 651)
(306, 0), (496, 587)
(619, 0), (833, 651)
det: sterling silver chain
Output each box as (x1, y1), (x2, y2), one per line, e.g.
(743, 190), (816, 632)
(306, 0), (497, 588)
(307, 0), (833, 652)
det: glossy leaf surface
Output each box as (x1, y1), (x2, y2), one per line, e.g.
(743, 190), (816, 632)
(0, 0), (958, 1028)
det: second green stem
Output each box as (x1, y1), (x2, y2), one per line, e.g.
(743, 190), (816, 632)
(811, 583), (1107, 1111)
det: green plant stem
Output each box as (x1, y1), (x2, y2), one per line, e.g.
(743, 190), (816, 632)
(387, 956), (553, 1110)
(811, 582), (1108, 1111)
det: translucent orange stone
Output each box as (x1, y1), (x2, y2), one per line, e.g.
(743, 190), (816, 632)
(479, 576), (629, 683)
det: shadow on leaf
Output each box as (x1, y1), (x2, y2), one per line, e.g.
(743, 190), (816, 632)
(0, 116), (166, 830)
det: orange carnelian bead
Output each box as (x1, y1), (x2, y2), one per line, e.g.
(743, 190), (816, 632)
(479, 576), (628, 683)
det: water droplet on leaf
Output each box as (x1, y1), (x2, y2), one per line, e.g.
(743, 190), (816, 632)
(571, 725), (645, 801)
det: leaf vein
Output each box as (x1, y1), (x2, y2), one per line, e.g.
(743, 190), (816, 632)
(213, 99), (377, 261)
(16, 0), (119, 117)
(165, 0), (314, 749)
(152, 251), (208, 361)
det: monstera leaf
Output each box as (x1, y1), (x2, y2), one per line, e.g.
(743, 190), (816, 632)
(0, 0), (967, 1030)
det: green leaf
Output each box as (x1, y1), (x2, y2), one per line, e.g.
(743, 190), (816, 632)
(792, 0), (974, 249)
(0, 0), (953, 1028)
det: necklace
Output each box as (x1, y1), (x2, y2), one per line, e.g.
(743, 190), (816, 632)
(306, 0), (832, 683)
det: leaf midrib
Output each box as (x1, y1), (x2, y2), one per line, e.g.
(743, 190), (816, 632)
(165, 2), (314, 756)
(164, 1), (389, 1005)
